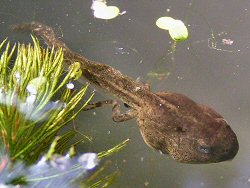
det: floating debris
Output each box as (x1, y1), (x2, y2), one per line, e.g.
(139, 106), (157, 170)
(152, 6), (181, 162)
(66, 82), (74, 90)
(14, 72), (21, 83)
(156, 16), (188, 41)
(222, 38), (234, 45)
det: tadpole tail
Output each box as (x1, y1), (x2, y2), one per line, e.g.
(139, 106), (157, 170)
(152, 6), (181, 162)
(11, 22), (73, 57)
(11, 22), (148, 108)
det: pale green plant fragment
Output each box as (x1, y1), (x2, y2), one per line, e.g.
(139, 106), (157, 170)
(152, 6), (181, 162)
(156, 16), (189, 41)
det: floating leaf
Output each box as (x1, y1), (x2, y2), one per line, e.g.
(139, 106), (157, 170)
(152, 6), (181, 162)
(156, 17), (175, 30)
(91, 1), (120, 20)
(91, 1), (107, 11)
(156, 17), (188, 41)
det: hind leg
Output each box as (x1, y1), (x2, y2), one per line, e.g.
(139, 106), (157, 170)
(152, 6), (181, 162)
(112, 101), (137, 122)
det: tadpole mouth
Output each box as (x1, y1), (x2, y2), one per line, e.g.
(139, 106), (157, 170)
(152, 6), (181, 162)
(195, 123), (239, 163)
(219, 135), (239, 162)
(214, 125), (239, 162)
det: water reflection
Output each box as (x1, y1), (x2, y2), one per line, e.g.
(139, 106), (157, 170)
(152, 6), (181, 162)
(0, 151), (99, 187)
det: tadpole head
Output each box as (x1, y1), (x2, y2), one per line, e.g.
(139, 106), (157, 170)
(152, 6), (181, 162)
(170, 118), (239, 164)
(200, 119), (239, 163)
(138, 92), (239, 164)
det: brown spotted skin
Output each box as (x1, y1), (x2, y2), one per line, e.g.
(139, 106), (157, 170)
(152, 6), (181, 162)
(12, 22), (239, 163)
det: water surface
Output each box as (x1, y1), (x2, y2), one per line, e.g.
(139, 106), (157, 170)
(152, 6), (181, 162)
(0, 0), (250, 187)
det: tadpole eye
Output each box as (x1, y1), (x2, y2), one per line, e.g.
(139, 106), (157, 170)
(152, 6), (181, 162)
(198, 145), (212, 154)
(124, 103), (130, 108)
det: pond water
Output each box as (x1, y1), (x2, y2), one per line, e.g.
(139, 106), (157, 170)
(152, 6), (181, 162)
(1, 0), (250, 187)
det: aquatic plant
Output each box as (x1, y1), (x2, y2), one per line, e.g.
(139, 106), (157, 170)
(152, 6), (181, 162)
(0, 36), (93, 163)
(147, 16), (188, 80)
(0, 36), (130, 187)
